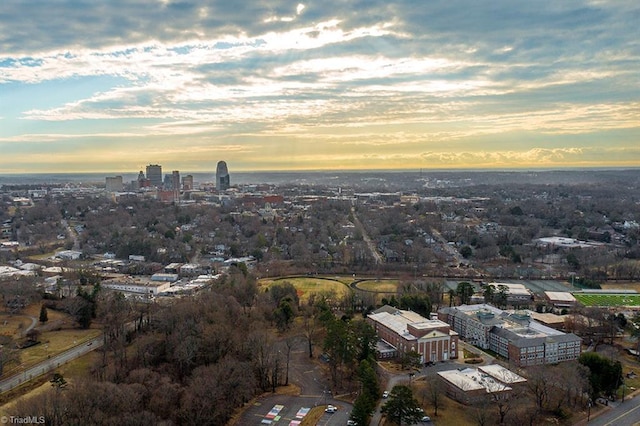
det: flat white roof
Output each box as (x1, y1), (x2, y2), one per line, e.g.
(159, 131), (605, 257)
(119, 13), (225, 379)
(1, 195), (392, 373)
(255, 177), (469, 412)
(454, 304), (504, 317)
(453, 304), (564, 337)
(369, 309), (449, 341)
(500, 318), (564, 339)
(544, 291), (577, 303)
(438, 368), (512, 393)
(368, 312), (417, 340)
(478, 365), (526, 384)
(0, 266), (34, 278)
(401, 310), (431, 323)
(488, 283), (531, 296)
(489, 282), (527, 290)
(537, 237), (602, 249)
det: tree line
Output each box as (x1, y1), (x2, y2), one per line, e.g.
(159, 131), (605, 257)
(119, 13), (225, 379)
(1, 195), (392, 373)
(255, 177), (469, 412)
(10, 266), (383, 425)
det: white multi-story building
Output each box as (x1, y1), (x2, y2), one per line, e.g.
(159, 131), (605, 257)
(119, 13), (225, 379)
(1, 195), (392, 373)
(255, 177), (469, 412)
(439, 304), (581, 367)
(102, 277), (170, 296)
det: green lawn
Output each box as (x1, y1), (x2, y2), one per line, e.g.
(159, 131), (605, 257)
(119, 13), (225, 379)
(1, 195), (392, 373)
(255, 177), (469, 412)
(260, 277), (351, 302)
(574, 293), (640, 307)
(354, 279), (401, 293)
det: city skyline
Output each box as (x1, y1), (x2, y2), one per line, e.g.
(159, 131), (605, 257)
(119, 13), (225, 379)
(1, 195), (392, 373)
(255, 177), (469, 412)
(1, 1), (639, 173)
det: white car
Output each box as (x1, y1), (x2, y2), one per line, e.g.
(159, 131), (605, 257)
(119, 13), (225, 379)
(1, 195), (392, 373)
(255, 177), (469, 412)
(420, 416), (431, 423)
(325, 405), (337, 413)
(382, 390), (389, 398)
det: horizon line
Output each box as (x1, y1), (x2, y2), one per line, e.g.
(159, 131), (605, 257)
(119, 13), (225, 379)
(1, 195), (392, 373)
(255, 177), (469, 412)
(1, 165), (639, 176)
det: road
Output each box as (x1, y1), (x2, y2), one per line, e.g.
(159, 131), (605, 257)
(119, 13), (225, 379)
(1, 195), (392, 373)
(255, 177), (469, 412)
(581, 392), (640, 426)
(61, 219), (80, 251)
(351, 207), (383, 265)
(0, 335), (103, 393)
(371, 361), (473, 425)
(430, 228), (463, 266)
(370, 342), (496, 426)
(24, 315), (37, 335)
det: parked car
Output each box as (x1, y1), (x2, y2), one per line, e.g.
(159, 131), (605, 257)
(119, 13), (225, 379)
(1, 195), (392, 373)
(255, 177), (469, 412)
(382, 390), (389, 398)
(420, 415), (431, 422)
(347, 420), (357, 426)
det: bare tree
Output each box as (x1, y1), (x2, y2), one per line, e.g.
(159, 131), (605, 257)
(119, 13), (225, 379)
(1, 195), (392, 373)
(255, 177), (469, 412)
(525, 365), (551, 410)
(474, 405), (490, 426)
(0, 340), (20, 376)
(98, 291), (131, 381)
(301, 303), (319, 358)
(427, 378), (443, 417)
(282, 335), (297, 386)
(248, 330), (277, 391)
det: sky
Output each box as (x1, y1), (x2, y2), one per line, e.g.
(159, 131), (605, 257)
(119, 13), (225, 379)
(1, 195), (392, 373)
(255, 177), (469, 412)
(0, 0), (639, 173)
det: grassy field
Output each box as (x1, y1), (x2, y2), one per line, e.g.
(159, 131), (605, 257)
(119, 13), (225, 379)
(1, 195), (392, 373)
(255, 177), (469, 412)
(0, 302), (105, 414)
(0, 315), (34, 339)
(259, 277), (352, 302)
(354, 279), (401, 293)
(0, 304), (101, 378)
(573, 293), (640, 307)
(14, 328), (101, 371)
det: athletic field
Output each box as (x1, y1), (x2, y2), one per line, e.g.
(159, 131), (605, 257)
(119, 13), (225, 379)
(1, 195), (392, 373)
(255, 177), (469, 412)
(573, 293), (640, 307)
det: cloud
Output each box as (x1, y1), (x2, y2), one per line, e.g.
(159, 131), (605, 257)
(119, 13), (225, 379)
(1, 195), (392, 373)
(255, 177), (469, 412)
(419, 146), (640, 168)
(0, 0), (639, 172)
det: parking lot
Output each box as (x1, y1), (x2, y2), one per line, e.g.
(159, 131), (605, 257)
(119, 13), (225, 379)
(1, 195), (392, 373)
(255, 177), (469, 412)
(240, 397), (352, 426)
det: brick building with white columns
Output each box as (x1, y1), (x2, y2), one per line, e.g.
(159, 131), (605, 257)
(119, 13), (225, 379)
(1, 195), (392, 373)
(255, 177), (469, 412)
(367, 305), (459, 363)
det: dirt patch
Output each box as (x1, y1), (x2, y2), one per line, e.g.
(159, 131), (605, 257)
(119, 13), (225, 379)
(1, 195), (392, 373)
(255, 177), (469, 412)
(0, 314), (33, 339)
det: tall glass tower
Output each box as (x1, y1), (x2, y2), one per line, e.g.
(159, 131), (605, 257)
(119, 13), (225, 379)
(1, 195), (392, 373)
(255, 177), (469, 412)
(216, 161), (230, 190)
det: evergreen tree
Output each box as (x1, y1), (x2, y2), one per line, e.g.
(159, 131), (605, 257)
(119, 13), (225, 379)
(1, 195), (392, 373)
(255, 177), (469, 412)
(39, 304), (48, 323)
(456, 282), (474, 305)
(350, 359), (379, 425)
(579, 352), (623, 398)
(381, 385), (423, 425)
(50, 372), (67, 390)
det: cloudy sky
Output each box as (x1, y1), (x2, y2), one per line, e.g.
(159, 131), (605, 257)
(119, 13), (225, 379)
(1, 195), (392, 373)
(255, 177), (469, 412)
(1, 0), (639, 173)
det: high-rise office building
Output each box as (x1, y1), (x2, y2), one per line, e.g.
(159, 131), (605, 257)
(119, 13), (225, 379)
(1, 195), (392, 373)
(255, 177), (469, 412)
(216, 161), (230, 191)
(146, 164), (163, 188)
(171, 171), (180, 191)
(105, 176), (123, 192)
(182, 174), (194, 191)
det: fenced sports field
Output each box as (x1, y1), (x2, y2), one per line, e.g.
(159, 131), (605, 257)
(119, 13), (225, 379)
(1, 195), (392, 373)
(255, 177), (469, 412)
(573, 293), (640, 307)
